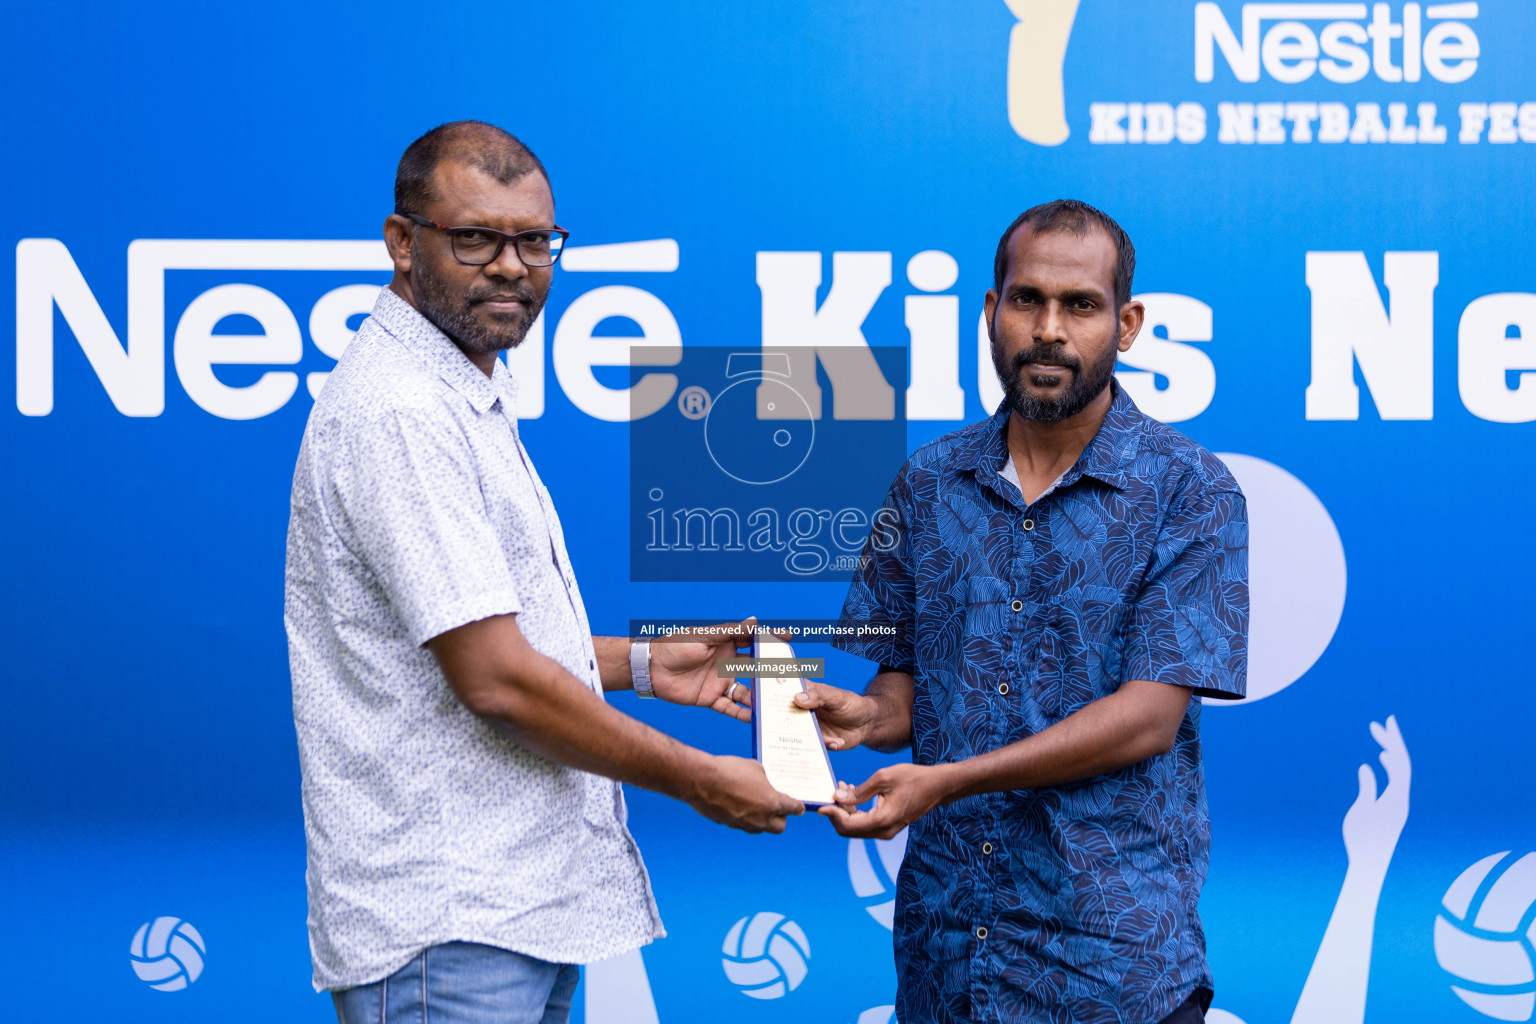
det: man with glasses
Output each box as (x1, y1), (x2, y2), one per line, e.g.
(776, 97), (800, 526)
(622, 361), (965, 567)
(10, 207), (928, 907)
(286, 120), (802, 1023)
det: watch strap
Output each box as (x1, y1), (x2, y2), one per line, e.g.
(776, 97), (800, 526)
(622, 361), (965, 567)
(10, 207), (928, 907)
(630, 641), (655, 698)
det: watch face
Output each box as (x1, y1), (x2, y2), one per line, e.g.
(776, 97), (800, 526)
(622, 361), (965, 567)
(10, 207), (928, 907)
(703, 376), (816, 486)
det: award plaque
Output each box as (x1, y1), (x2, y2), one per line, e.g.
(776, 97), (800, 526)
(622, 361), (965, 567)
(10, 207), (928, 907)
(749, 630), (838, 806)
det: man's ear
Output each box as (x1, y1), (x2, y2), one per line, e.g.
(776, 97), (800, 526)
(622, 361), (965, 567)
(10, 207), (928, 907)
(1118, 299), (1145, 352)
(983, 289), (999, 337)
(383, 214), (414, 274)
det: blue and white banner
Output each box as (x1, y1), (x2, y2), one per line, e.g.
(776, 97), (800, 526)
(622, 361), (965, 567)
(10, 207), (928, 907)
(4, 2), (1534, 1022)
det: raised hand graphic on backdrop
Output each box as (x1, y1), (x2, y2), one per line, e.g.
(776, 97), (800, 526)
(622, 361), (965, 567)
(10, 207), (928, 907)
(1288, 716), (1410, 1024)
(1209, 717), (1411, 1024)
(1339, 718), (1412, 878)
(585, 948), (660, 1024)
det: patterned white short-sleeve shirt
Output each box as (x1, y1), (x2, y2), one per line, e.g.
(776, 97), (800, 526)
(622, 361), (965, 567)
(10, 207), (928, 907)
(285, 288), (662, 992)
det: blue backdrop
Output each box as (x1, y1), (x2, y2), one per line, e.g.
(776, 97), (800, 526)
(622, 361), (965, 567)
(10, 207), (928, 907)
(4, 3), (1535, 1023)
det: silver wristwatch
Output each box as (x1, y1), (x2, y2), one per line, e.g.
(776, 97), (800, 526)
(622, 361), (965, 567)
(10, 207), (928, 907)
(630, 640), (655, 698)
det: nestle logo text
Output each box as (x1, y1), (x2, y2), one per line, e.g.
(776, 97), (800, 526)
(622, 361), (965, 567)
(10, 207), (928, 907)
(1195, 2), (1480, 84)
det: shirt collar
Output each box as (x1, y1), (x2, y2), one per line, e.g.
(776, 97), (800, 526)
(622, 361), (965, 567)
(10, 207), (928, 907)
(369, 287), (517, 415)
(954, 380), (1142, 493)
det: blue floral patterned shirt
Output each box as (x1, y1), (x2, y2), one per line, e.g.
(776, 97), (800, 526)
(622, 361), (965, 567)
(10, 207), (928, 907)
(836, 384), (1248, 1024)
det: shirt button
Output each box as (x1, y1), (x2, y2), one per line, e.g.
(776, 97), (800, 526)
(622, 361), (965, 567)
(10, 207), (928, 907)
(1023, 518), (1035, 531)
(998, 683), (1010, 695)
(976, 926), (989, 940)
(1010, 599), (1023, 612)
(982, 841), (993, 855)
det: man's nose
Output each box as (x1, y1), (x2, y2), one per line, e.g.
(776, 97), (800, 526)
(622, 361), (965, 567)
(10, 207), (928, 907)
(481, 241), (531, 282)
(1035, 301), (1069, 343)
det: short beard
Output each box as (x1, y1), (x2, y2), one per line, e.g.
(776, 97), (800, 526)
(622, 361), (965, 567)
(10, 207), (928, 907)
(990, 321), (1119, 424)
(411, 245), (547, 357)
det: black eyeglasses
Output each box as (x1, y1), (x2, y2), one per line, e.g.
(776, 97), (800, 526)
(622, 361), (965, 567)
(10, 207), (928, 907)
(400, 213), (569, 268)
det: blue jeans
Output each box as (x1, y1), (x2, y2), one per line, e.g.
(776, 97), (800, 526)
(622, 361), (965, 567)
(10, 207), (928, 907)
(332, 942), (579, 1024)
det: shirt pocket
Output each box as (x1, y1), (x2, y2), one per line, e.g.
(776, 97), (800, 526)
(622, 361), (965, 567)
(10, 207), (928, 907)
(958, 575), (1014, 718)
(964, 573), (1076, 725)
(1038, 585), (1128, 716)
(961, 575), (1012, 650)
(1072, 585), (1128, 647)
(962, 575), (1012, 629)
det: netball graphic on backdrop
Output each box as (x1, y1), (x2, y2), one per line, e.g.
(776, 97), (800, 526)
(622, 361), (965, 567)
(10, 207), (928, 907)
(1004, 0), (1081, 145)
(848, 826), (909, 929)
(721, 912), (812, 1000)
(1210, 453), (1347, 705)
(1435, 851), (1536, 1021)
(128, 917), (205, 992)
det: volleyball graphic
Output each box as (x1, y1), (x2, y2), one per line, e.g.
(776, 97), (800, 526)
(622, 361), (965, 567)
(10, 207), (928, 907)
(721, 912), (811, 999)
(1434, 851), (1536, 1021)
(1212, 453), (1346, 706)
(129, 916), (206, 992)
(848, 827), (908, 929)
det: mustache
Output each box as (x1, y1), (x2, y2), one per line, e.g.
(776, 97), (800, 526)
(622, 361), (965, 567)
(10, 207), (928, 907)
(467, 286), (538, 306)
(1011, 348), (1080, 373)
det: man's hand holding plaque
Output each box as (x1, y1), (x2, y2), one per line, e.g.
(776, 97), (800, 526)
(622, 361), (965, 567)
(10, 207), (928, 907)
(646, 616), (762, 722)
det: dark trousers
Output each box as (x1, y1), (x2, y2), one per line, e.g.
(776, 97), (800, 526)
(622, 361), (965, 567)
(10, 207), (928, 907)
(1158, 991), (1207, 1024)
